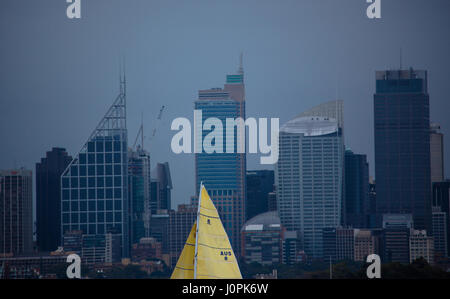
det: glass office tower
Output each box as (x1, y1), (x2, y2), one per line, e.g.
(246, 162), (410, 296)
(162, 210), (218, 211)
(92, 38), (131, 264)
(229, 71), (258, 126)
(374, 69), (431, 232)
(61, 78), (129, 258)
(194, 60), (246, 255)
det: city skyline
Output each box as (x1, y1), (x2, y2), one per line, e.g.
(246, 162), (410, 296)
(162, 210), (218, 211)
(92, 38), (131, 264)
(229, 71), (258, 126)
(1, 0), (450, 210)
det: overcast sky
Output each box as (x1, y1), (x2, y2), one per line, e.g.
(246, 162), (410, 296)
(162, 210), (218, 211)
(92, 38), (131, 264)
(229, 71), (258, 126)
(1, 0), (450, 209)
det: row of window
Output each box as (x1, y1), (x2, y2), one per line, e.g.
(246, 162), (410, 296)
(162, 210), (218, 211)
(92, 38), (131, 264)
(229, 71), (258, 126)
(62, 188), (123, 200)
(62, 211), (122, 224)
(63, 176), (123, 188)
(62, 223), (122, 235)
(62, 199), (122, 211)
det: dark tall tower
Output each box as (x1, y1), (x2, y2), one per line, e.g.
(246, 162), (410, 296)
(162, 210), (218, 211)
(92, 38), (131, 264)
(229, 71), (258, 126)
(246, 170), (274, 221)
(374, 69), (431, 232)
(344, 150), (369, 228)
(36, 148), (72, 251)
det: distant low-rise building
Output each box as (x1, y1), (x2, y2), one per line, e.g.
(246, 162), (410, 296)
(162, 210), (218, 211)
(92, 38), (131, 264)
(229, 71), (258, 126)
(241, 211), (283, 266)
(410, 230), (434, 265)
(131, 237), (162, 262)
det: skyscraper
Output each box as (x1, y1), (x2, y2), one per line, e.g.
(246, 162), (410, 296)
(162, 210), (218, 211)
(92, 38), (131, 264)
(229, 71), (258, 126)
(246, 170), (274, 221)
(344, 149), (369, 228)
(430, 123), (444, 183)
(128, 146), (151, 244)
(61, 76), (129, 259)
(276, 115), (343, 259)
(374, 69), (431, 232)
(151, 162), (172, 212)
(194, 58), (246, 255)
(36, 147), (72, 252)
(0, 169), (33, 255)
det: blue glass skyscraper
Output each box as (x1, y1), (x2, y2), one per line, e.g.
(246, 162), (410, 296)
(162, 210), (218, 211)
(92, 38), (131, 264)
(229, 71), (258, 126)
(61, 77), (129, 259)
(194, 59), (246, 255)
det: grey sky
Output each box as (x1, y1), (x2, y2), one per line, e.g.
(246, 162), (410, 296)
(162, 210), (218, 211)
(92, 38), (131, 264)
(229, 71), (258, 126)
(1, 0), (449, 209)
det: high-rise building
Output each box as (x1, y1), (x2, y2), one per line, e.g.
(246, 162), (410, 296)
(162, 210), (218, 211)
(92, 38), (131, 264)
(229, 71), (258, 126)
(344, 150), (369, 228)
(61, 77), (129, 259)
(241, 211), (283, 266)
(36, 148), (72, 252)
(151, 162), (172, 212)
(374, 69), (431, 232)
(276, 114), (343, 259)
(194, 59), (246, 255)
(430, 123), (444, 183)
(128, 147), (151, 244)
(432, 181), (450, 256)
(0, 169), (33, 255)
(409, 229), (434, 264)
(246, 170), (274, 221)
(431, 206), (447, 258)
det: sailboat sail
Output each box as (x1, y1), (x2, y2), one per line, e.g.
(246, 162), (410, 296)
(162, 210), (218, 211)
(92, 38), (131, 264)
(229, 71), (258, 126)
(171, 184), (242, 279)
(170, 222), (196, 279)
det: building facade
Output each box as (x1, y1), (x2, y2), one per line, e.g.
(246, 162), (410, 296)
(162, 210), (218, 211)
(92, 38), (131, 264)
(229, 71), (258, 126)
(194, 61), (246, 255)
(409, 229), (434, 264)
(430, 123), (444, 183)
(61, 79), (129, 258)
(246, 170), (274, 221)
(276, 115), (343, 259)
(374, 69), (431, 232)
(241, 211), (283, 266)
(151, 162), (172, 212)
(128, 147), (151, 244)
(0, 169), (33, 255)
(381, 214), (413, 263)
(344, 150), (369, 228)
(36, 148), (72, 252)
(432, 181), (450, 257)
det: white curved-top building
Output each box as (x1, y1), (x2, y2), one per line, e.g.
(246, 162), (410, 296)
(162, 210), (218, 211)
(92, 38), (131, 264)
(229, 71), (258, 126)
(275, 113), (343, 259)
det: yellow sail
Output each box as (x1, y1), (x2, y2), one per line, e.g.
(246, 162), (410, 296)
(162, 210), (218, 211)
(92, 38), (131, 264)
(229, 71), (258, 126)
(170, 222), (196, 279)
(171, 184), (242, 279)
(195, 185), (242, 279)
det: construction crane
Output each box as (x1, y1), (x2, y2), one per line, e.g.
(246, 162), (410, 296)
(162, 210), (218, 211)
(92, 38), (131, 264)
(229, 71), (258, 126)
(132, 105), (165, 150)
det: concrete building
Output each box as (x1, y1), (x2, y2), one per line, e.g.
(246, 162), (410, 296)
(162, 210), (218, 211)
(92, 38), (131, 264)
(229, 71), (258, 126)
(276, 114), (343, 259)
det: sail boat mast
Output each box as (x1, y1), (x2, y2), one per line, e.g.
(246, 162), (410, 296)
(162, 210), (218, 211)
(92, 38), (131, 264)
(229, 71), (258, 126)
(193, 182), (203, 279)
